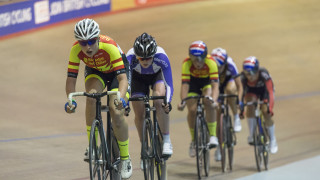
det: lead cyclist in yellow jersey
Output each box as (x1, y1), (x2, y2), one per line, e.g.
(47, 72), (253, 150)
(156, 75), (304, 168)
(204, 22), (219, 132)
(177, 41), (220, 158)
(64, 18), (132, 179)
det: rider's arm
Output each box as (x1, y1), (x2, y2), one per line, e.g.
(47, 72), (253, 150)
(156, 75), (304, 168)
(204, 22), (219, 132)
(234, 76), (243, 103)
(211, 81), (219, 102)
(208, 57), (219, 102)
(117, 73), (129, 100)
(155, 47), (174, 103)
(180, 83), (189, 101)
(265, 79), (274, 114)
(66, 77), (77, 97)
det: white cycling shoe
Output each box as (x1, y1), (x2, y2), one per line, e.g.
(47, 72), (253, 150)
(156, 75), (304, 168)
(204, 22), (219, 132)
(189, 141), (196, 158)
(215, 148), (221, 161)
(162, 142), (173, 155)
(208, 136), (219, 148)
(120, 158), (132, 179)
(270, 139), (278, 154)
(234, 116), (242, 132)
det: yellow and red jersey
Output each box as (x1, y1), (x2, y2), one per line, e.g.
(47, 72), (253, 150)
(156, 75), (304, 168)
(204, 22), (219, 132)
(67, 35), (124, 78)
(181, 55), (219, 83)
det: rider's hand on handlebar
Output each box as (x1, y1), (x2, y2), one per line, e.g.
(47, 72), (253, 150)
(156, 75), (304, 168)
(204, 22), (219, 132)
(177, 101), (186, 111)
(162, 102), (172, 114)
(65, 100), (77, 113)
(114, 98), (127, 110)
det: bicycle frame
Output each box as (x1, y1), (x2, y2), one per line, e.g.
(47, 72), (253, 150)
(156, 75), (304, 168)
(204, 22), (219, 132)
(128, 95), (168, 180)
(182, 95), (212, 179)
(68, 91), (122, 180)
(218, 94), (238, 172)
(243, 101), (269, 172)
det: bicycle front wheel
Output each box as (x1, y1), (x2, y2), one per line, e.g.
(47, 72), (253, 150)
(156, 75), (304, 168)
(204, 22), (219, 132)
(253, 122), (263, 172)
(142, 119), (154, 180)
(89, 119), (108, 180)
(218, 114), (227, 172)
(195, 116), (205, 179)
(155, 124), (167, 180)
(202, 120), (210, 177)
(226, 116), (234, 171)
(110, 128), (122, 180)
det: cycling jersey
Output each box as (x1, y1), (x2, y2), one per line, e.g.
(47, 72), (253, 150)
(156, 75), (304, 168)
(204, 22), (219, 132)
(218, 56), (240, 92)
(67, 35), (125, 78)
(181, 55), (219, 83)
(240, 67), (275, 111)
(126, 46), (173, 102)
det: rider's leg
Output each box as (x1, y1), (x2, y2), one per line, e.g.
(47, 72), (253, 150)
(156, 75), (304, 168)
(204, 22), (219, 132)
(262, 104), (278, 153)
(153, 82), (173, 155)
(132, 100), (145, 143)
(245, 94), (257, 144)
(202, 86), (218, 146)
(85, 77), (104, 142)
(186, 96), (197, 157)
(109, 94), (130, 160)
(225, 80), (242, 132)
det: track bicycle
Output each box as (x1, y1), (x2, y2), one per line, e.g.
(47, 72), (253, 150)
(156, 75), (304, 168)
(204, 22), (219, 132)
(242, 101), (269, 172)
(68, 91), (122, 180)
(217, 94), (238, 172)
(181, 96), (215, 179)
(128, 95), (170, 180)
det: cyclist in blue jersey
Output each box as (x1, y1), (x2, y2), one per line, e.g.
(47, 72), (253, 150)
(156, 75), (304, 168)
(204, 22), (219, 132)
(211, 47), (244, 161)
(126, 32), (174, 169)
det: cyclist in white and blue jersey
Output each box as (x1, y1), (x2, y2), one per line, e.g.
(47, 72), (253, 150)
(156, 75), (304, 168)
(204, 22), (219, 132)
(126, 33), (173, 169)
(211, 47), (244, 161)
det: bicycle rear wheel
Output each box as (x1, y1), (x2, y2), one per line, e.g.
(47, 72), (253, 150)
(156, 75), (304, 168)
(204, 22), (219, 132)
(142, 119), (154, 180)
(155, 124), (167, 180)
(253, 122), (263, 172)
(195, 116), (205, 179)
(89, 119), (108, 180)
(202, 121), (210, 177)
(226, 116), (234, 171)
(218, 114), (227, 172)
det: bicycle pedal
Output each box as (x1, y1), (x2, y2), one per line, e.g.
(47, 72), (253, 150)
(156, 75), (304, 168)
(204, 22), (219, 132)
(208, 144), (217, 149)
(101, 105), (109, 112)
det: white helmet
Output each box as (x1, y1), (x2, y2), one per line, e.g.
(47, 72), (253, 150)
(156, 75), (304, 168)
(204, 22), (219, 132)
(74, 18), (100, 41)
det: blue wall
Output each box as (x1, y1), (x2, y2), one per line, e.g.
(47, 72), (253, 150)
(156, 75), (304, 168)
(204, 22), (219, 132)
(0, 0), (111, 37)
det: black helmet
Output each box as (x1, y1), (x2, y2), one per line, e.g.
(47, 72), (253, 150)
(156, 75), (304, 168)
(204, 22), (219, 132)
(133, 32), (157, 58)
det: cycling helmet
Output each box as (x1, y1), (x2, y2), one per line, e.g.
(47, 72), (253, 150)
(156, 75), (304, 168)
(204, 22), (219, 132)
(243, 56), (259, 74)
(189, 41), (207, 61)
(133, 32), (157, 58)
(74, 18), (100, 41)
(211, 47), (228, 67)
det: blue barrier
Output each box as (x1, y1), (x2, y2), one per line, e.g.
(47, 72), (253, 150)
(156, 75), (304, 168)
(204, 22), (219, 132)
(0, 0), (111, 37)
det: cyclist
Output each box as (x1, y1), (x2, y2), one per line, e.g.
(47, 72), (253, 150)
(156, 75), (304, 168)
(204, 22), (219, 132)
(240, 56), (278, 154)
(126, 32), (174, 168)
(64, 18), (132, 178)
(177, 40), (219, 158)
(211, 47), (243, 161)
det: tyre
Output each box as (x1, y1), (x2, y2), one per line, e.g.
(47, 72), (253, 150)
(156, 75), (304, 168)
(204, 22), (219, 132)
(253, 122), (263, 172)
(142, 119), (154, 180)
(110, 128), (122, 180)
(155, 124), (167, 180)
(203, 121), (210, 177)
(89, 119), (108, 180)
(218, 114), (227, 172)
(226, 116), (234, 171)
(195, 116), (204, 179)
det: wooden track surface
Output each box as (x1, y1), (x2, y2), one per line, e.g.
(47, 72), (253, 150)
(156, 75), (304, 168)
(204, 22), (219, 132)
(1, 0), (320, 179)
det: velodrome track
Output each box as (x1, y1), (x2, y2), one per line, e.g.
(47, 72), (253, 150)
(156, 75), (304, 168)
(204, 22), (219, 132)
(1, 0), (320, 179)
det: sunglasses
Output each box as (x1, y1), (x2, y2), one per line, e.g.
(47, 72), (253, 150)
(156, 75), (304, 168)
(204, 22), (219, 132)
(78, 38), (97, 46)
(244, 70), (257, 76)
(137, 56), (153, 61)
